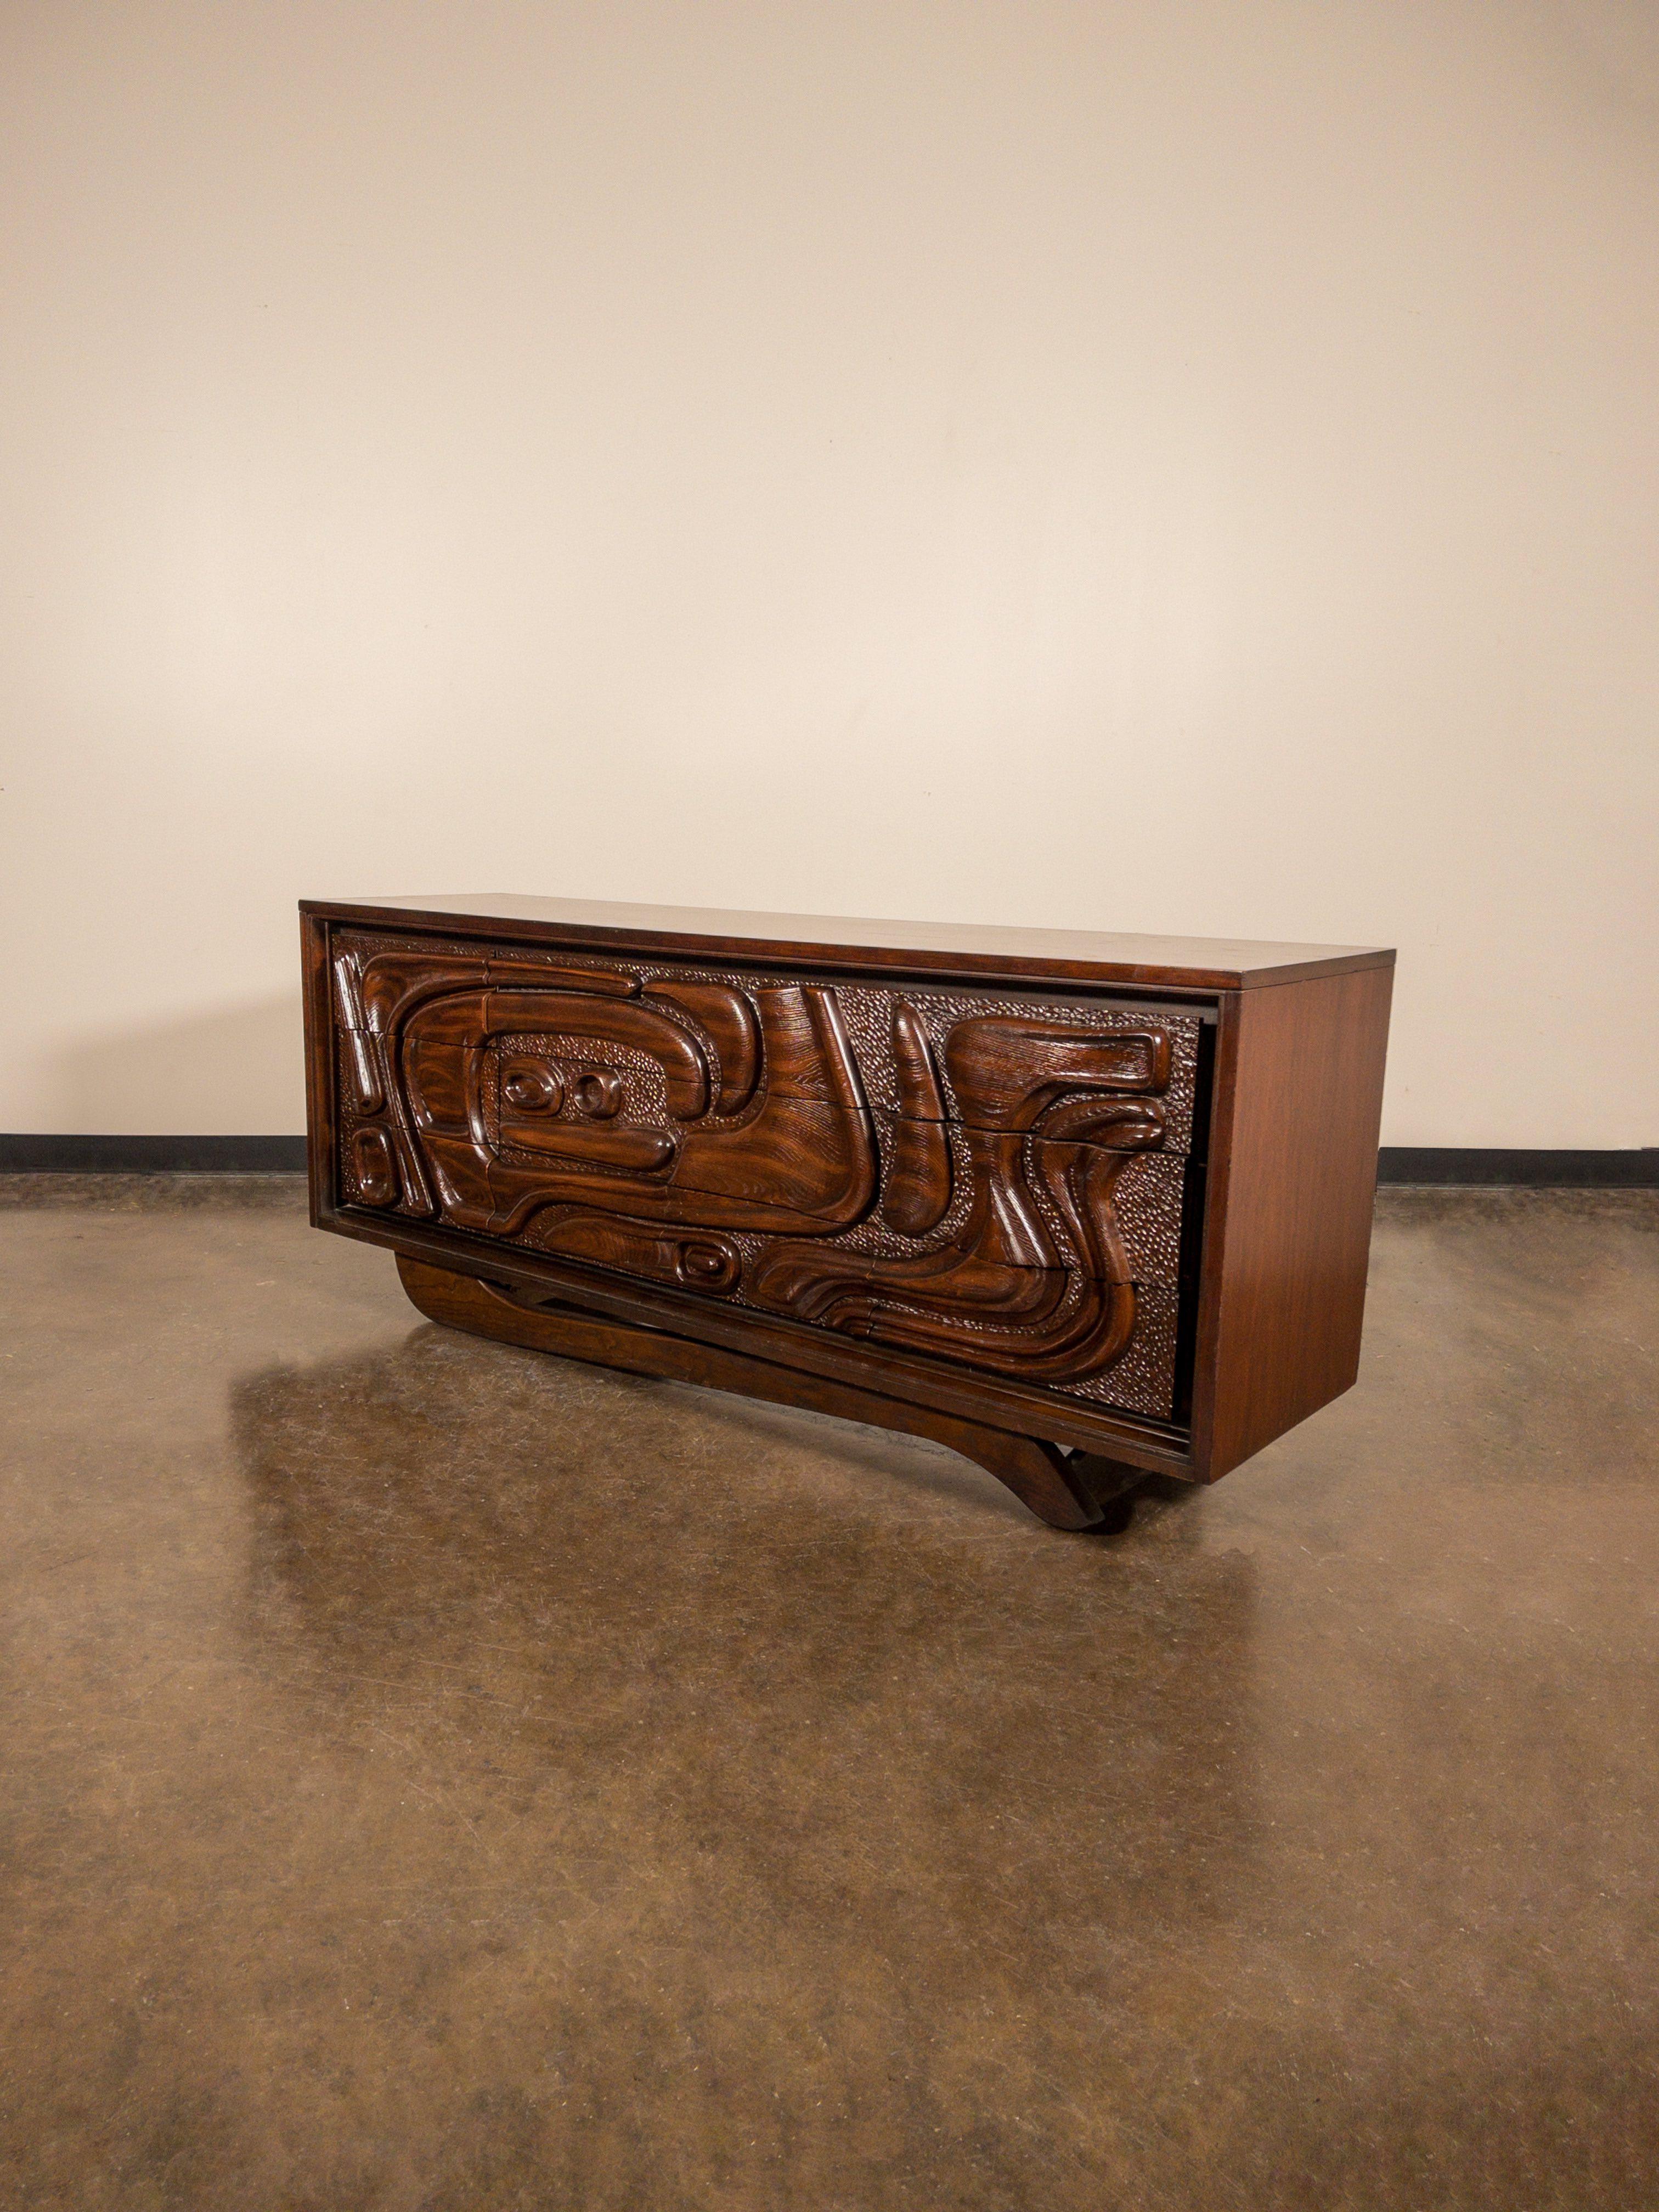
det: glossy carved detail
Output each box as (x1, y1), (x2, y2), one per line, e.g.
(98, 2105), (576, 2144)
(350, 1125), (399, 1207)
(335, 942), (880, 1238)
(880, 1004), (952, 1236)
(748, 1033), (1166, 1379)
(331, 933), (1190, 1408)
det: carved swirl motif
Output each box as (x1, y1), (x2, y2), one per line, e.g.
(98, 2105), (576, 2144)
(335, 943), (881, 1265)
(748, 1019), (1167, 1380)
(332, 936), (1190, 1406)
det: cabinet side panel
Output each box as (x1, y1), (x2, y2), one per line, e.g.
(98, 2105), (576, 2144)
(300, 911), (337, 1227)
(1193, 963), (1393, 1478)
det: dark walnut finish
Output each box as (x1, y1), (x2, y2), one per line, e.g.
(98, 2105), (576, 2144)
(302, 898), (1393, 1531)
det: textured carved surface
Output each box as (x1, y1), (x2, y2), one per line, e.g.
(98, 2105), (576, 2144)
(881, 1003), (953, 1234)
(349, 1126), (398, 1207)
(1067, 1285), (1180, 1419)
(890, 1002), (947, 1120)
(881, 1113), (953, 1237)
(652, 981), (761, 1116)
(534, 1215), (743, 1296)
(330, 928), (1198, 1418)
(306, 898), (1396, 1493)
(747, 1127), (1142, 1382)
(836, 986), (1200, 1152)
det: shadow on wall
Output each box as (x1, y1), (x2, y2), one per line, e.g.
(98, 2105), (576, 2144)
(50, 991), (307, 1133)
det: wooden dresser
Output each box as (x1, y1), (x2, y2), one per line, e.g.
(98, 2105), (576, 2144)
(302, 897), (1393, 1531)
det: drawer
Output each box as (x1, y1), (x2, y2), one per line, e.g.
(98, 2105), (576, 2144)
(329, 929), (1207, 1423)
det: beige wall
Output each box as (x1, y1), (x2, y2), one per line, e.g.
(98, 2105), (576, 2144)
(2, 2), (1655, 1145)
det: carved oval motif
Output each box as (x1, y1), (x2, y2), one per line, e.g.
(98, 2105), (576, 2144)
(532, 1214), (741, 1297)
(501, 1060), (562, 1114)
(573, 1069), (623, 1120)
(675, 1238), (742, 1293)
(351, 1125), (399, 1206)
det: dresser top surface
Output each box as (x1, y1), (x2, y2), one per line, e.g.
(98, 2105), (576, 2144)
(302, 894), (1395, 991)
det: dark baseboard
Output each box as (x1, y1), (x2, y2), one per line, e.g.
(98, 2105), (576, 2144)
(0, 1135), (308, 1173)
(1, 1135), (1654, 1186)
(1378, 1148), (1658, 1187)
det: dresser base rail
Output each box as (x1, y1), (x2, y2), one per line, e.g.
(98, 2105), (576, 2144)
(397, 1255), (1151, 1532)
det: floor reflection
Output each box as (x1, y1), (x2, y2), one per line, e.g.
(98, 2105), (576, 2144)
(218, 1327), (1261, 2202)
(7, 1183), (1657, 2206)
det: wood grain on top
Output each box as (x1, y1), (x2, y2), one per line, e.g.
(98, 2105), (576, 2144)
(301, 894), (1393, 991)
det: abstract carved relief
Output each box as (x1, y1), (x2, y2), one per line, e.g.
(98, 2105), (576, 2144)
(330, 930), (1201, 1419)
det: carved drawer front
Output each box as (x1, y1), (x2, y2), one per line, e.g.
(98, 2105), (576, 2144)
(330, 930), (1205, 1423)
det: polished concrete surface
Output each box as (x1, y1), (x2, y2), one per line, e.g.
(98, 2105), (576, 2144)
(1, 1176), (1655, 2210)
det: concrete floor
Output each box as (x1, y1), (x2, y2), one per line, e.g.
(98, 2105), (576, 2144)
(1, 1177), (1655, 2211)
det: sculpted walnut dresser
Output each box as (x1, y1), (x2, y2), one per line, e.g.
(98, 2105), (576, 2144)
(302, 897), (1394, 1532)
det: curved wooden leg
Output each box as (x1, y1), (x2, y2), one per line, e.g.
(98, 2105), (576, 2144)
(951, 1427), (1118, 1532)
(1065, 1451), (1153, 1533)
(397, 1255), (1149, 1533)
